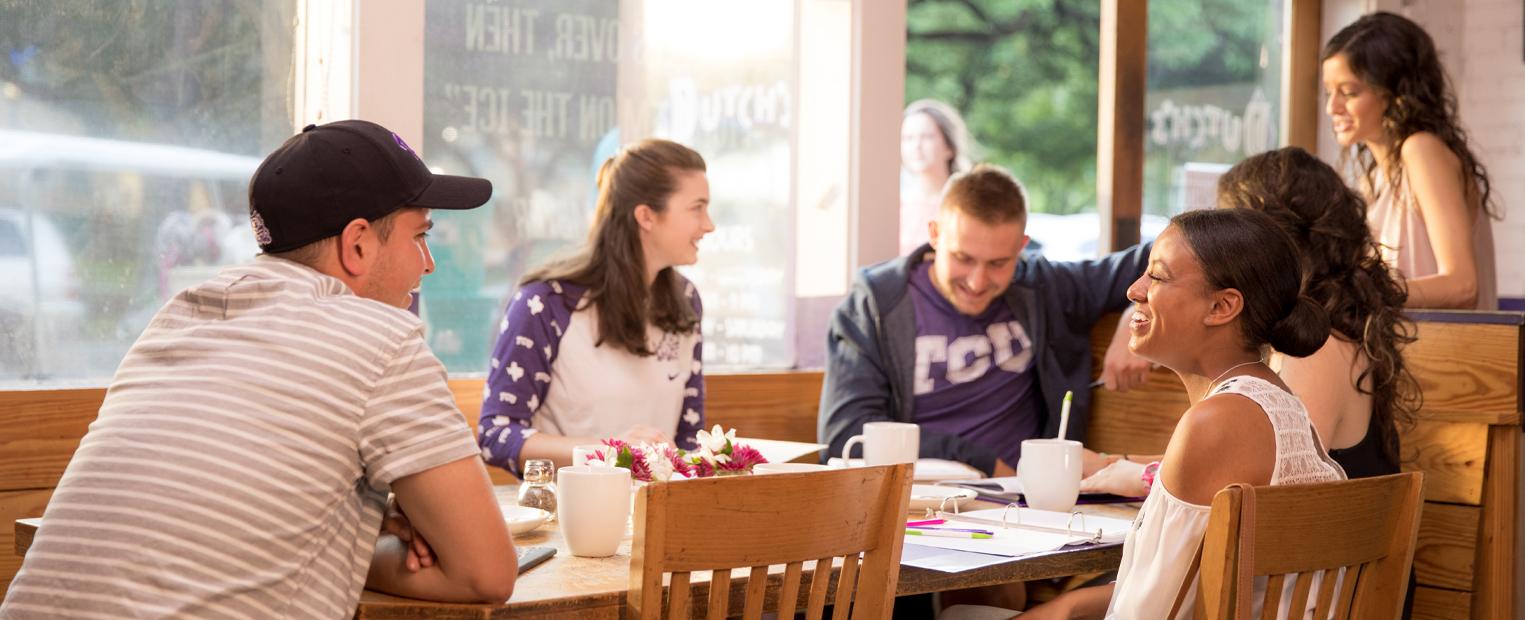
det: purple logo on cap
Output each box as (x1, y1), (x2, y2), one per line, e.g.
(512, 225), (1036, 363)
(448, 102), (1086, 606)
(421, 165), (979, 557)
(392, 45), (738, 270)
(392, 132), (421, 161)
(250, 210), (273, 246)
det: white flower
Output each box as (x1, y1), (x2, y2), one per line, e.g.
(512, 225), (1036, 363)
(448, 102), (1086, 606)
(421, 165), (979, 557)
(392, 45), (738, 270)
(645, 446), (675, 482)
(693, 425), (737, 463)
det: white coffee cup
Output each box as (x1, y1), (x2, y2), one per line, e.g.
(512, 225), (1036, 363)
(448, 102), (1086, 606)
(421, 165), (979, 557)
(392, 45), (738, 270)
(753, 462), (832, 475)
(572, 444), (613, 466)
(1017, 438), (1083, 512)
(840, 421), (919, 466)
(556, 465), (631, 557)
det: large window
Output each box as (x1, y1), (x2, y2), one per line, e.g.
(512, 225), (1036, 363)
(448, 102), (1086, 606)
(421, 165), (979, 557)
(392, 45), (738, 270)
(0, 1), (296, 384)
(905, 0), (1100, 260)
(421, 0), (826, 373)
(1144, 0), (1284, 218)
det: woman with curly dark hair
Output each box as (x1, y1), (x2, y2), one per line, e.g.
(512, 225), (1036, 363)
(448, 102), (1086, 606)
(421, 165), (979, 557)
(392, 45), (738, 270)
(1217, 147), (1421, 479)
(1323, 11), (1498, 309)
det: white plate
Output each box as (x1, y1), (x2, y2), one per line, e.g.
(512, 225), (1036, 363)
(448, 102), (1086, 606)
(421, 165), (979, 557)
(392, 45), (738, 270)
(908, 484), (978, 513)
(503, 505), (551, 535)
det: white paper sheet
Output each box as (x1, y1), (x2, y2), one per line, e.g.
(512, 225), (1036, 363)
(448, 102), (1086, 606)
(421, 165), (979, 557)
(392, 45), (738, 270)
(899, 544), (1018, 573)
(735, 437), (827, 464)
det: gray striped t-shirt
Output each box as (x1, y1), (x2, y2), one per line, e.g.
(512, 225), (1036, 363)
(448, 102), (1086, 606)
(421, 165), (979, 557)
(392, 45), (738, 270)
(1, 257), (481, 619)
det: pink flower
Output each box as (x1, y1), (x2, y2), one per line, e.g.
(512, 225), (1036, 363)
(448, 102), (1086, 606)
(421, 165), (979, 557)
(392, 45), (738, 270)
(716, 444), (768, 473)
(627, 446), (652, 482)
(665, 446), (695, 479)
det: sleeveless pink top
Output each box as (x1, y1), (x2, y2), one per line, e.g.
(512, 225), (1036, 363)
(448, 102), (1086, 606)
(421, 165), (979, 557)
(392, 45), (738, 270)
(1366, 174), (1497, 310)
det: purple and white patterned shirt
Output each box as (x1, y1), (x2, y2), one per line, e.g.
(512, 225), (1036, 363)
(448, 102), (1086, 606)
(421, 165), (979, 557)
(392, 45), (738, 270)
(478, 279), (705, 475)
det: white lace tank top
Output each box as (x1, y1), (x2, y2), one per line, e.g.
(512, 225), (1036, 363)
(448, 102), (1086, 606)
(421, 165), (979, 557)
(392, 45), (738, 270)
(1106, 376), (1347, 619)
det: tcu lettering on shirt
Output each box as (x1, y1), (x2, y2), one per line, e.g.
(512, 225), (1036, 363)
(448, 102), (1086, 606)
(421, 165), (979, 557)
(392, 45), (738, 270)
(914, 320), (1034, 395)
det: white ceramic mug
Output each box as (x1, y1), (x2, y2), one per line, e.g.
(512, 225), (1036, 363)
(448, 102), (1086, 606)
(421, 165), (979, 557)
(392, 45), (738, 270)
(752, 462), (832, 475)
(1017, 438), (1083, 512)
(556, 465), (631, 557)
(840, 421), (919, 466)
(572, 444), (613, 466)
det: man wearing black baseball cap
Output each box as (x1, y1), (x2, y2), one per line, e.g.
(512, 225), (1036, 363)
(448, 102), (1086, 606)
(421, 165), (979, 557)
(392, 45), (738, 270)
(250, 119), (493, 308)
(4, 120), (519, 618)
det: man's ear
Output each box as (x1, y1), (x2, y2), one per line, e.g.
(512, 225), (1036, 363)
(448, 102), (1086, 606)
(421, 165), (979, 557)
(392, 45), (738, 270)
(927, 218), (940, 249)
(337, 218), (375, 277)
(1203, 287), (1244, 327)
(633, 204), (657, 233)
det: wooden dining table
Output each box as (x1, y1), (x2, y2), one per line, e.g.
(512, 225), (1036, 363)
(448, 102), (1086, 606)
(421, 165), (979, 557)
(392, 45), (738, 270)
(13, 485), (1136, 619)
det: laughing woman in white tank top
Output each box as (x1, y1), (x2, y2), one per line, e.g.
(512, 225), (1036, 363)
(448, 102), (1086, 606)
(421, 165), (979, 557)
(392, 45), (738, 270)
(1018, 210), (1346, 619)
(1322, 12), (1499, 310)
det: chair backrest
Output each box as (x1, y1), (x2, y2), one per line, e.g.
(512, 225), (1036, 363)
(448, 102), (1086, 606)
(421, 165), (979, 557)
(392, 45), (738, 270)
(628, 463), (914, 620)
(1187, 472), (1424, 620)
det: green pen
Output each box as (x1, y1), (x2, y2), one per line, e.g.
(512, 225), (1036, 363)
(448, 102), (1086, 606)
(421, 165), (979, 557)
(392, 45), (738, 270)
(905, 529), (993, 539)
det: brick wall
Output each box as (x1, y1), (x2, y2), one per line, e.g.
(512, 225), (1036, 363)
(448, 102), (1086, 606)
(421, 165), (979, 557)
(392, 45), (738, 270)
(1456, 0), (1525, 300)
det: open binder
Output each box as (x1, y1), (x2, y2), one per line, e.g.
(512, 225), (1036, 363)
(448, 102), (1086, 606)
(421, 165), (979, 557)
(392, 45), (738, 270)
(902, 502), (1133, 558)
(934, 476), (1143, 506)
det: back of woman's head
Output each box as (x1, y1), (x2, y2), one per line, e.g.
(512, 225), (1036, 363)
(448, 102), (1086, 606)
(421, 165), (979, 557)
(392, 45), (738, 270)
(524, 138), (706, 355)
(1323, 11), (1496, 218)
(1171, 208), (1330, 358)
(1217, 147), (1420, 458)
(904, 99), (973, 175)
(1218, 147), (1372, 292)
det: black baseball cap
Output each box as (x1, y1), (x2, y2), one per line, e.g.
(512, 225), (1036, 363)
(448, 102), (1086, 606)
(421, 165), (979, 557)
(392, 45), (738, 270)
(249, 119), (491, 253)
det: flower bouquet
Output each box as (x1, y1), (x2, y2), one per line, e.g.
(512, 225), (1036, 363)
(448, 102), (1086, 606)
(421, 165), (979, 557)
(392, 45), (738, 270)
(588, 425), (768, 482)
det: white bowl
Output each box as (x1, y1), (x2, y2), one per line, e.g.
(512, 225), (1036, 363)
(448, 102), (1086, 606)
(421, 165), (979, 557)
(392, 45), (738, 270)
(503, 505), (551, 535)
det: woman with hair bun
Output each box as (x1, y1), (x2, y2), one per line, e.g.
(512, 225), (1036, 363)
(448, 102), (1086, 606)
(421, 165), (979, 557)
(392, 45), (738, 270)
(477, 139), (714, 476)
(1014, 209), (1346, 620)
(1323, 11), (1498, 309)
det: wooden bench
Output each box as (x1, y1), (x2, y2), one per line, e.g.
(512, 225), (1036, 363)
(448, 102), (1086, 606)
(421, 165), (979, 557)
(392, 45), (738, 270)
(1086, 311), (1523, 620)
(0, 371), (827, 596)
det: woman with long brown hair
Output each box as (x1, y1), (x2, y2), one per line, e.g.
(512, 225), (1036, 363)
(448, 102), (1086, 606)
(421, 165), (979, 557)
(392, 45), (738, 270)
(1323, 11), (1498, 309)
(900, 99), (973, 255)
(476, 139), (714, 475)
(1217, 147), (1421, 479)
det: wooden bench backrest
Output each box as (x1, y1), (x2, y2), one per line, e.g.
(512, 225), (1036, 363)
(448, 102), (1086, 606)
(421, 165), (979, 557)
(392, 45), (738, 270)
(0, 370), (828, 595)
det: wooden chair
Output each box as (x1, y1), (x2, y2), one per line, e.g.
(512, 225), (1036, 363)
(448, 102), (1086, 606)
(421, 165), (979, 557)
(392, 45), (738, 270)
(1180, 472), (1423, 619)
(628, 463), (914, 620)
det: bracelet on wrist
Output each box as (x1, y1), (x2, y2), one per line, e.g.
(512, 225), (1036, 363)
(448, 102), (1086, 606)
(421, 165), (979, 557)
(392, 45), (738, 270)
(1141, 461), (1162, 488)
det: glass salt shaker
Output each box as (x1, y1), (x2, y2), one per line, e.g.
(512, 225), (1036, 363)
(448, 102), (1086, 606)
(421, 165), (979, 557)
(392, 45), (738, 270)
(517, 458), (557, 521)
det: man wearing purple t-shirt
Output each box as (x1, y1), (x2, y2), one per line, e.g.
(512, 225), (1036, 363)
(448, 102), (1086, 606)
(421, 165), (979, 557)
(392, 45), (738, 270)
(819, 164), (1149, 477)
